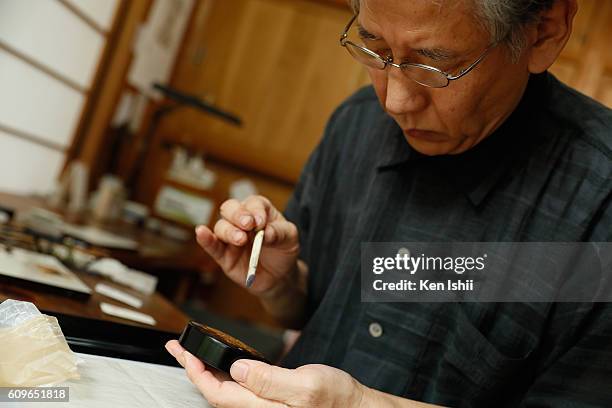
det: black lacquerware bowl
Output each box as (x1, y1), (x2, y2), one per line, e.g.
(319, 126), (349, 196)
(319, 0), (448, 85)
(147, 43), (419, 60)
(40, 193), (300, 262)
(179, 321), (269, 374)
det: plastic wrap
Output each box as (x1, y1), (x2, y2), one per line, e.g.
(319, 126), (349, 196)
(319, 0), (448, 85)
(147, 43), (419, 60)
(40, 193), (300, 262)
(0, 299), (79, 386)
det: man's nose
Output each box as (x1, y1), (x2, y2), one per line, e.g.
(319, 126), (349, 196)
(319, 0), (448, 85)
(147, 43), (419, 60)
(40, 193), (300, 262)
(384, 68), (427, 116)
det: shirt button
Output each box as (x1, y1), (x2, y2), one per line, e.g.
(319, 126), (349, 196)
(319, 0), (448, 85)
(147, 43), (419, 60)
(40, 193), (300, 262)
(397, 247), (410, 258)
(368, 322), (383, 338)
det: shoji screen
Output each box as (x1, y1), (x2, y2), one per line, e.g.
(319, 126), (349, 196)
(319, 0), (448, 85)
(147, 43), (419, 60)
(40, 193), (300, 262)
(0, 0), (119, 194)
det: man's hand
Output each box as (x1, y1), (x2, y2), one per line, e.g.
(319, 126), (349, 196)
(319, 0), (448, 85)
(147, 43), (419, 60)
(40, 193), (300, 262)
(165, 340), (369, 408)
(196, 195), (300, 296)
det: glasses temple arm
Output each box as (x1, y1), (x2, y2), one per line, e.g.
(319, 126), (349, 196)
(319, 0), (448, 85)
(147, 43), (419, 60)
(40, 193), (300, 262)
(447, 43), (497, 80)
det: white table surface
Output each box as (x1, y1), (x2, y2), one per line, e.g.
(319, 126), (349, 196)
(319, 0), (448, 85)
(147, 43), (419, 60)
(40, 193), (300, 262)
(51, 353), (211, 408)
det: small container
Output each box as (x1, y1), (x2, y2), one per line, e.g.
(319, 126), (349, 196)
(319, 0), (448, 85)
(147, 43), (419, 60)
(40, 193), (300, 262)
(179, 321), (269, 374)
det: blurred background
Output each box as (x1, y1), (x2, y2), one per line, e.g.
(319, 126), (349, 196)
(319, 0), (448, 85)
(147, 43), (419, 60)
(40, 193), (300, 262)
(0, 0), (610, 362)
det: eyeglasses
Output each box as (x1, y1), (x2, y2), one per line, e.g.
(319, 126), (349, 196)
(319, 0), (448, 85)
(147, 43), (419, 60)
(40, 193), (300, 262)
(339, 15), (496, 88)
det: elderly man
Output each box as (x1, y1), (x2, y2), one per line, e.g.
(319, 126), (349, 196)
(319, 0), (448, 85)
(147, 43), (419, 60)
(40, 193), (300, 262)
(166, 0), (612, 406)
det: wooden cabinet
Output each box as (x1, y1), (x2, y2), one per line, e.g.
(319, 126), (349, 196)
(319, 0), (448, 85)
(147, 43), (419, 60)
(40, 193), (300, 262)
(160, 0), (368, 184)
(549, 0), (612, 106)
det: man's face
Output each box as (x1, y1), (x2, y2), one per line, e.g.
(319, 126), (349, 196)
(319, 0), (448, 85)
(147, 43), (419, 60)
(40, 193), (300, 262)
(359, 0), (531, 155)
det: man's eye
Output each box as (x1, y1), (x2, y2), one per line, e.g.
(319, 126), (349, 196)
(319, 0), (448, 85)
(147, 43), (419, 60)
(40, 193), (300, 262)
(373, 48), (392, 59)
(359, 36), (386, 48)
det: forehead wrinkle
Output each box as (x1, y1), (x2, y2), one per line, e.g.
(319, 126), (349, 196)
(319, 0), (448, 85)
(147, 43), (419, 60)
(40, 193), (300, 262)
(360, 0), (454, 37)
(358, 0), (484, 55)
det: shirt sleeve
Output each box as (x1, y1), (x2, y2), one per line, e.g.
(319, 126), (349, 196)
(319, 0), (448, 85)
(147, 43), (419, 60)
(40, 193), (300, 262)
(283, 104), (346, 316)
(283, 100), (348, 261)
(283, 143), (320, 269)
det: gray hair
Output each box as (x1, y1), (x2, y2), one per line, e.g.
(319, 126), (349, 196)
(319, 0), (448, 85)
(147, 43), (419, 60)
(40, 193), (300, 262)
(348, 0), (556, 61)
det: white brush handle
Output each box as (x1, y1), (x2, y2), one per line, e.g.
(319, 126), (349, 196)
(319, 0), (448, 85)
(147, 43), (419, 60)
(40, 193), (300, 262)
(246, 229), (264, 287)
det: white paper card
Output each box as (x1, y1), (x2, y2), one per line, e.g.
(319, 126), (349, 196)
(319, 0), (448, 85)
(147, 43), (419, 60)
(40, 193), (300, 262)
(95, 283), (143, 309)
(99, 302), (156, 326)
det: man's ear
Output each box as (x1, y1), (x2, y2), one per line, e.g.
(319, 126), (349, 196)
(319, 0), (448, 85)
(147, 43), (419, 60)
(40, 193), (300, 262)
(526, 0), (578, 74)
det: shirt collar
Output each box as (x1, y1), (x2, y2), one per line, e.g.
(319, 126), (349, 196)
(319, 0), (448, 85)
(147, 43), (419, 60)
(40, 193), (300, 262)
(375, 73), (549, 207)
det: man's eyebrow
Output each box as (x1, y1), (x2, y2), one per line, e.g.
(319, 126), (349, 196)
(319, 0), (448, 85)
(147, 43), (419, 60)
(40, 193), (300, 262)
(415, 47), (458, 60)
(355, 24), (457, 61)
(356, 24), (380, 40)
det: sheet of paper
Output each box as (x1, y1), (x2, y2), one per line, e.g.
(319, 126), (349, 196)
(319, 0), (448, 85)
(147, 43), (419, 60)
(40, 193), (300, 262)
(0, 248), (91, 295)
(95, 283), (143, 309)
(128, 0), (194, 98)
(57, 353), (211, 407)
(99, 302), (156, 326)
(62, 224), (138, 250)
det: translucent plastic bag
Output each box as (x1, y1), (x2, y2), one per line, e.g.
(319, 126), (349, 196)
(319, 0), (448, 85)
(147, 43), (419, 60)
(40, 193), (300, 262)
(0, 299), (79, 386)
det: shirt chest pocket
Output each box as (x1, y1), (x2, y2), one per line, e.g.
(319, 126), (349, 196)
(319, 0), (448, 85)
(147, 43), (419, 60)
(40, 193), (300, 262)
(340, 303), (541, 400)
(427, 303), (541, 394)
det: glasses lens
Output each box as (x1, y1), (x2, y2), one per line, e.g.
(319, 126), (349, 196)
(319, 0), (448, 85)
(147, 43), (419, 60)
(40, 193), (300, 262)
(401, 65), (449, 88)
(344, 42), (386, 70)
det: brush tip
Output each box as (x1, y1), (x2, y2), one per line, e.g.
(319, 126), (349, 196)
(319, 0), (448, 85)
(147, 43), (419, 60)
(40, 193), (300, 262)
(245, 274), (255, 288)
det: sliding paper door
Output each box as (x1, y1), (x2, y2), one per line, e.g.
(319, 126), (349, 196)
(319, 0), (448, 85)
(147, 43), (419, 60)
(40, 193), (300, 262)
(0, 0), (119, 194)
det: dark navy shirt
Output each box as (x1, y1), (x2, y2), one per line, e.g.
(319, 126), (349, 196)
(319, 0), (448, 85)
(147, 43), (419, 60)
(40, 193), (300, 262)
(282, 73), (612, 407)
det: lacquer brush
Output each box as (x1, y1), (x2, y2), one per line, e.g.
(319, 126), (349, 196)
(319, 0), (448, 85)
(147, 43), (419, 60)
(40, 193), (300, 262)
(245, 229), (264, 288)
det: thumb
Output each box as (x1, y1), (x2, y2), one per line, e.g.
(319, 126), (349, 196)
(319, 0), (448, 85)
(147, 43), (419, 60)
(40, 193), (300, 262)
(230, 360), (305, 403)
(263, 221), (299, 249)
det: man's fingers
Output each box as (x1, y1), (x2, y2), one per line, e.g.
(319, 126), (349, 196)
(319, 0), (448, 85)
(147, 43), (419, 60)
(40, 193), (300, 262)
(220, 198), (256, 231)
(243, 195), (274, 229)
(215, 195), (297, 248)
(165, 339), (184, 358)
(263, 222), (299, 250)
(230, 360), (307, 403)
(214, 219), (248, 246)
(195, 225), (226, 261)
(169, 342), (290, 407)
(165, 340), (186, 367)
(182, 352), (284, 408)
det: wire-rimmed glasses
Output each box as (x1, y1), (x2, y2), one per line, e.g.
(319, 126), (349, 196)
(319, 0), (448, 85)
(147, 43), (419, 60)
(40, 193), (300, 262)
(339, 15), (496, 88)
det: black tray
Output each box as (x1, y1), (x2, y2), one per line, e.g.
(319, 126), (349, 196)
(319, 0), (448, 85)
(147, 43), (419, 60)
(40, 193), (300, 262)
(44, 311), (182, 367)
